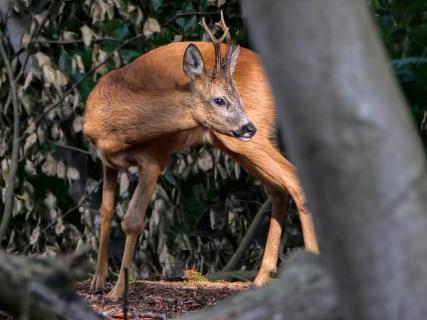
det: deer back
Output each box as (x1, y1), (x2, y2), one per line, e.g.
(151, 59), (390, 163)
(83, 42), (276, 154)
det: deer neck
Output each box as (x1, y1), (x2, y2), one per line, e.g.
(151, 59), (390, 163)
(109, 87), (201, 148)
(141, 87), (200, 128)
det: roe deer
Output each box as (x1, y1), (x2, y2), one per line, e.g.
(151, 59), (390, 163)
(83, 12), (318, 300)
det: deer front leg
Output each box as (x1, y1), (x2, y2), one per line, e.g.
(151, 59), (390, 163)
(91, 165), (118, 291)
(295, 198), (319, 253)
(254, 190), (289, 286)
(107, 163), (161, 301)
(213, 134), (319, 286)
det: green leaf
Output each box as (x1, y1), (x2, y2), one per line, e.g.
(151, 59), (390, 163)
(58, 49), (73, 76)
(152, 0), (163, 11)
(100, 19), (130, 40)
(120, 49), (141, 62)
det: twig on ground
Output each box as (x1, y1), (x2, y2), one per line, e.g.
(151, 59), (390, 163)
(123, 268), (129, 320)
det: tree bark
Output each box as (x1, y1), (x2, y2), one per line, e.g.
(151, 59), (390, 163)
(0, 251), (103, 320)
(183, 251), (342, 320)
(242, 1), (427, 320)
(0, 37), (20, 243)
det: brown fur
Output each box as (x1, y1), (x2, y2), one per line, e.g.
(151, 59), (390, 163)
(83, 41), (319, 300)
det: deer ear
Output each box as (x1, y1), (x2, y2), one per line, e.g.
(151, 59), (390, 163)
(183, 44), (205, 80)
(229, 45), (240, 75)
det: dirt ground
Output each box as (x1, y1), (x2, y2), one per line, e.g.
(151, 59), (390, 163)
(0, 280), (250, 320)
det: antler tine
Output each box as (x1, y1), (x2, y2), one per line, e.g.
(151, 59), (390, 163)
(215, 11), (231, 44)
(216, 11), (234, 74)
(200, 17), (218, 44)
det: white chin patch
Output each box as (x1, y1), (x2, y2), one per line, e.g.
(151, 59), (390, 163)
(238, 136), (251, 142)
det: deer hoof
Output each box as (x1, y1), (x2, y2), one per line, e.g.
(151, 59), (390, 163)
(253, 270), (272, 287)
(107, 284), (125, 301)
(90, 272), (107, 291)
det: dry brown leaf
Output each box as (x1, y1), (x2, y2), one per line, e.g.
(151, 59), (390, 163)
(143, 17), (161, 37)
(80, 25), (94, 47)
(24, 132), (37, 154)
(67, 167), (80, 181)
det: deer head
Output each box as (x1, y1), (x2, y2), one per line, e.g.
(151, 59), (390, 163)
(183, 12), (256, 141)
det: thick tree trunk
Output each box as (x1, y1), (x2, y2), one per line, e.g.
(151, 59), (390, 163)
(242, 1), (427, 320)
(0, 251), (103, 320)
(183, 251), (342, 320)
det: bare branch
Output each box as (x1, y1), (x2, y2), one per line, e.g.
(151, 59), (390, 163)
(221, 197), (272, 272)
(0, 36), (21, 244)
(164, 11), (220, 26)
(46, 139), (95, 156)
(32, 37), (140, 45)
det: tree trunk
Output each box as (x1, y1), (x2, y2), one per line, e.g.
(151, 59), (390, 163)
(183, 251), (342, 320)
(0, 251), (103, 320)
(242, 1), (427, 320)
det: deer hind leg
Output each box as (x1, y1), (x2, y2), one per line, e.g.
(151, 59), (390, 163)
(107, 158), (164, 301)
(213, 135), (319, 285)
(91, 164), (118, 291)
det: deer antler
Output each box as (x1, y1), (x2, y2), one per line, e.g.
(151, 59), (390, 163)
(200, 11), (234, 76)
(216, 11), (234, 72)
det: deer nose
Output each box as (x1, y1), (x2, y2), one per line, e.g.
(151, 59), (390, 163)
(242, 122), (257, 136)
(232, 122), (257, 141)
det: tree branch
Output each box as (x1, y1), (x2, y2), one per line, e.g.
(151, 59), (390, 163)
(32, 36), (141, 45)
(0, 36), (21, 244)
(165, 11), (220, 25)
(0, 250), (104, 320)
(221, 197), (271, 272)
(46, 139), (94, 156)
(183, 251), (343, 320)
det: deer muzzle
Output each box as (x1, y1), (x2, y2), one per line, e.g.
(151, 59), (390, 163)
(232, 122), (257, 141)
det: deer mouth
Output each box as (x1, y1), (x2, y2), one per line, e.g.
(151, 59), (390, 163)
(231, 130), (254, 142)
(237, 135), (251, 142)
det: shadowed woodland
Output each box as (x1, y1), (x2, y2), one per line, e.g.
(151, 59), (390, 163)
(1, 0), (427, 319)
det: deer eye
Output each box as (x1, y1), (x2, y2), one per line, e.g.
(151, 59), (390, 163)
(213, 97), (226, 107)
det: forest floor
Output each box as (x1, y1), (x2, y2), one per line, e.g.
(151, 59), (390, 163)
(0, 279), (250, 320)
